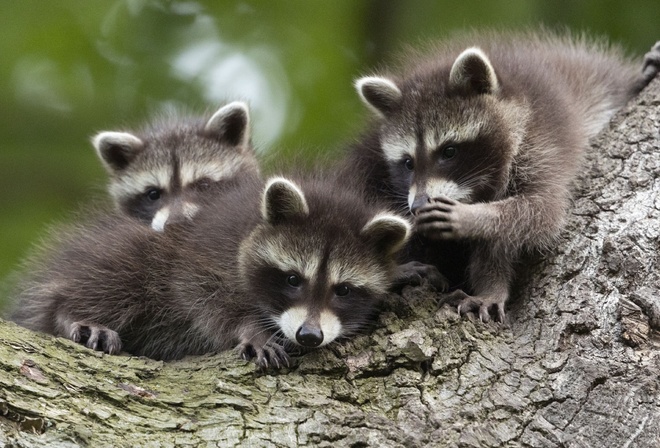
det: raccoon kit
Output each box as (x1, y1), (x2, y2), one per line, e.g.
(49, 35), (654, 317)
(93, 101), (260, 231)
(348, 30), (660, 321)
(9, 174), (410, 368)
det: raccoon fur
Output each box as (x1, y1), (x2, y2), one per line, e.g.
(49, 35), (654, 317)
(345, 30), (660, 322)
(9, 174), (410, 368)
(93, 101), (260, 231)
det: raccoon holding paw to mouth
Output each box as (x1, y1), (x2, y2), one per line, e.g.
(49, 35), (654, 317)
(93, 101), (260, 231)
(9, 173), (410, 368)
(346, 30), (660, 322)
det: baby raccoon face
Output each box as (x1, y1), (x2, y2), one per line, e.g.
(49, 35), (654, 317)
(239, 178), (410, 349)
(93, 102), (259, 231)
(380, 97), (514, 212)
(356, 48), (529, 213)
(108, 145), (254, 232)
(244, 231), (392, 348)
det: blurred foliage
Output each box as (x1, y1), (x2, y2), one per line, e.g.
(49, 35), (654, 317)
(1, 0), (659, 309)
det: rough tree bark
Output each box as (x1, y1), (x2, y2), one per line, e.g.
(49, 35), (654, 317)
(1, 78), (659, 448)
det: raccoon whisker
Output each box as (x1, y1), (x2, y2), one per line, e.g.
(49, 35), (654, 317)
(377, 185), (410, 209)
(264, 328), (288, 347)
(395, 205), (411, 215)
(255, 318), (281, 332)
(454, 157), (491, 180)
(336, 320), (372, 338)
(456, 168), (499, 193)
(454, 161), (497, 187)
(278, 336), (298, 351)
(243, 319), (281, 343)
(458, 172), (496, 191)
(381, 185), (410, 203)
(457, 167), (495, 186)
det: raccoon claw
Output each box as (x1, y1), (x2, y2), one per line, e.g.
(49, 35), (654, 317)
(447, 291), (506, 323)
(393, 261), (449, 292)
(69, 322), (122, 354)
(237, 341), (290, 369)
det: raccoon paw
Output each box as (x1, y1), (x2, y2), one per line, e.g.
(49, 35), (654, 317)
(414, 196), (466, 239)
(393, 261), (449, 292)
(445, 290), (506, 323)
(642, 41), (660, 79)
(237, 341), (290, 369)
(69, 321), (122, 355)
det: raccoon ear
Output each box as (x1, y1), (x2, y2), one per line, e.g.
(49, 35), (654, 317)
(449, 47), (499, 95)
(355, 76), (402, 118)
(205, 101), (250, 147)
(361, 213), (411, 256)
(262, 177), (310, 225)
(92, 131), (144, 172)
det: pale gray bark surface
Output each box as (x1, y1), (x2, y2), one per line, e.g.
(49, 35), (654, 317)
(1, 78), (659, 447)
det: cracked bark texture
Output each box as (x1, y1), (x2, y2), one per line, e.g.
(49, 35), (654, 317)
(1, 78), (659, 447)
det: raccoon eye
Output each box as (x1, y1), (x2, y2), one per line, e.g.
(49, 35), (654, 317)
(286, 274), (301, 287)
(441, 146), (457, 159)
(194, 178), (212, 191)
(403, 157), (415, 171)
(335, 284), (350, 297)
(146, 188), (162, 201)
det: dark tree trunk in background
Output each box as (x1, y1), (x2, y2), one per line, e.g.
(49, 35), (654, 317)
(1, 78), (659, 448)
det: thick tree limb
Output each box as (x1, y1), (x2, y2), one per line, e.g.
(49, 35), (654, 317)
(2, 78), (659, 447)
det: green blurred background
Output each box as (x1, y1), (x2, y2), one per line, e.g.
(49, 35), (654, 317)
(1, 0), (659, 310)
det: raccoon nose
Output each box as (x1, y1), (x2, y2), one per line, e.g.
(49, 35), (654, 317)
(410, 194), (430, 215)
(295, 325), (324, 347)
